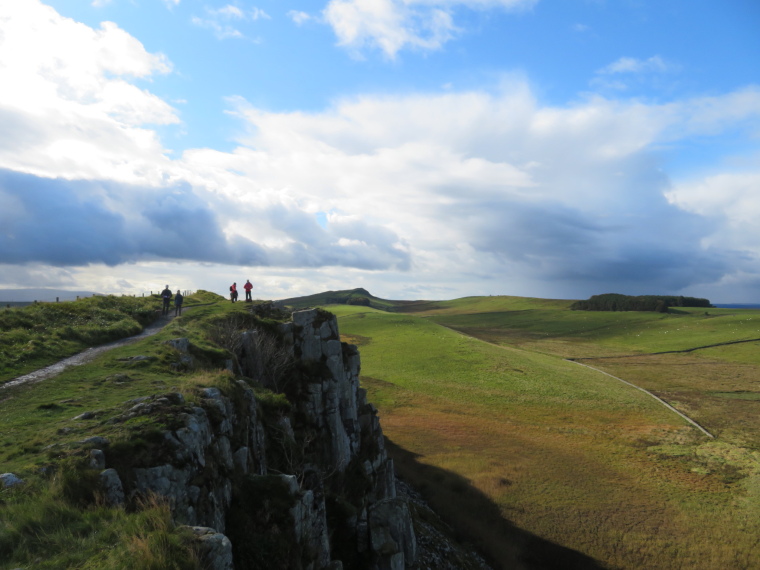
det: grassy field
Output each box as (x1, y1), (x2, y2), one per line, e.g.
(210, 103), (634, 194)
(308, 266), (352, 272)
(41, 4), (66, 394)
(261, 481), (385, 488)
(0, 293), (217, 385)
(331, 300), (760, 569)
(0, 293), (260, 569)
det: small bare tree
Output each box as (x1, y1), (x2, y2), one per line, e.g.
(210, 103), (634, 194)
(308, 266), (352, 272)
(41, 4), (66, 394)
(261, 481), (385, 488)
(251, 328), (296, 393)
(207, 313), (251, 354)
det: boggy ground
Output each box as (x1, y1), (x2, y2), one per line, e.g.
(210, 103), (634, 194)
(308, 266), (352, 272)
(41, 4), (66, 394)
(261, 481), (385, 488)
(332, 300), (760, 570)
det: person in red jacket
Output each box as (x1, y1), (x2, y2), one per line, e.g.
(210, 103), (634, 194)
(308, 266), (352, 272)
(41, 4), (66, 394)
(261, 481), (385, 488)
(243, 279), (253, 302)
(229, 282), (238, 302)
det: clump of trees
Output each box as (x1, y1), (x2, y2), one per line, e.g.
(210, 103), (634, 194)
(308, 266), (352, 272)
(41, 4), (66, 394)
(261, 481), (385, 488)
(571, 293), (712, 313)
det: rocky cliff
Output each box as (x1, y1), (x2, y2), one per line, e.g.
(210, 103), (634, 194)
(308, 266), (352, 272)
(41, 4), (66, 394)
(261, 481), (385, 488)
(93, 308), (417, 570)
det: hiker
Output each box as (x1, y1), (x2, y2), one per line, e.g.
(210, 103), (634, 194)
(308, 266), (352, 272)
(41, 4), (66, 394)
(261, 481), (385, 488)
(174, 290), (184, 316)
(160, 285), (172, 315)
(244, 279), (253, 302)
(230, 282), (238, 302)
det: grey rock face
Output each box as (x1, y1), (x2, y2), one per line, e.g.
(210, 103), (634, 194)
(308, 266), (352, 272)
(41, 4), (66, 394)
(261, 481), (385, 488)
(186, 526), (234, 570)
(99, 309), (415, 570)
(369, 498), (417, 569)
(281, 474), (331, 569)
(89, 449), (106, 470)
(99, 468), (125, 506)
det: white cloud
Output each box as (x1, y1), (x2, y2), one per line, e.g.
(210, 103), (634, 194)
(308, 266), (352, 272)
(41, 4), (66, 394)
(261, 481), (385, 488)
(192, 4), (270, 39)
(0, 1), (177, 183)
(598, 55), (674, 75)
(323, 0), (536, 58)
(667, 170), (760, 250)
(592, 56), (681, 92)
(172, 84), (760, 296)
(3, 2), (760, 301)
(191, 16), (244, 39)
(288, 10), (312, 25)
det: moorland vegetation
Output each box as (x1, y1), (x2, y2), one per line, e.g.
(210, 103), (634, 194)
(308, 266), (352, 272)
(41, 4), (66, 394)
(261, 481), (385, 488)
(0, 293), (208, 384)
(3, 288), (760, 569)
(0, 292), (422, 570)
(323, 292), (760, 569)
(0, 293), (293, 568)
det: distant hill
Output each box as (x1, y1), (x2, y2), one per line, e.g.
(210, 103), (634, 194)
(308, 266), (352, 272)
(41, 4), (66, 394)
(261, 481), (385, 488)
(279, 287), (417, 312)
(0, 288), (101, 302)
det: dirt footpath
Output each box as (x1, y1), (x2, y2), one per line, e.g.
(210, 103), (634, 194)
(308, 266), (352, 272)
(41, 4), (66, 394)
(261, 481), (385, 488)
(2, 311), (183, 391)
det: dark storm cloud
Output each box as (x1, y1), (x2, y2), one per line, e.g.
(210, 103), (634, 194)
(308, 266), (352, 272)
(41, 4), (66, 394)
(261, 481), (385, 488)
(0, 169), (410, 270)
(451, 190), (734, 295)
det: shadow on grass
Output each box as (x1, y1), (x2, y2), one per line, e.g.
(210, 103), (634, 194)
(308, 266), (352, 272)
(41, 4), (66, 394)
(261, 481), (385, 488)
(386, 439), (607, 570)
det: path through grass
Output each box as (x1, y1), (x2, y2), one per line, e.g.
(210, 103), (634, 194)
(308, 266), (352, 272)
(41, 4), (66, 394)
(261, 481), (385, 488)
(333, 303), (760, 569)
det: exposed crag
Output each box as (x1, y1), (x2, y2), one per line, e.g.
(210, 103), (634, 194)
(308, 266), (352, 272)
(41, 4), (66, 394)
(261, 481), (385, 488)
(92, 308), (417, 570)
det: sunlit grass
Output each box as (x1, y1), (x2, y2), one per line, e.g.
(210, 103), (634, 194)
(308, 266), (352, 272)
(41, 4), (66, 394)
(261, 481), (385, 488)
(330, 302), (760, 569)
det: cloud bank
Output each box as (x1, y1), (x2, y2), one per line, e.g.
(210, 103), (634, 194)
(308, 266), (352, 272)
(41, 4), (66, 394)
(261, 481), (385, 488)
(2, 1), (760, 301)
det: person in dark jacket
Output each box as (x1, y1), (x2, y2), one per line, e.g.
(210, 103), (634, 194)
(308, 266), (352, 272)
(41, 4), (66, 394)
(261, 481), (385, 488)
(161, 285), (172, 315)
(174, 290), (184, 316)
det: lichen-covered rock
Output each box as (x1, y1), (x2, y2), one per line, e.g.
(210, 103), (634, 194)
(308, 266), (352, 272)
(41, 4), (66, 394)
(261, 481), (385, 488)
(0, 473), (24, 488)
(89, 449), (106, 470)
(99, 468), (125, 506)
(281, 474), (331, 569)
(187, 526), (234, 570)
(369, 498), (417, 569)
(99, 309), (416, 569)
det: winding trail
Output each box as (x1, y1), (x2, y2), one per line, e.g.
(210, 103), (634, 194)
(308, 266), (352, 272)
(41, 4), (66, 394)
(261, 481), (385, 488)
(566, 359), (715, 439)
(432, 320), (716, 439)
(1, 303), (216, 391)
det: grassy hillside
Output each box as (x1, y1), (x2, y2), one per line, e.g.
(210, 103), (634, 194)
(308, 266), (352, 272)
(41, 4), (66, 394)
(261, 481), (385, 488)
(0, 292), (218, 385)
(280, 287), (415, 312)
(330, 301), (760, 570)
(0, 294), (289, 569)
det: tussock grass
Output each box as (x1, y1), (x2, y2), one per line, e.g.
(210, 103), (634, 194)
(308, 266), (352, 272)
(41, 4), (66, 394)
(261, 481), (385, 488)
(0, 295), (160, 384)
(330, 302), (760, 569)
(0, 483), (199, 570)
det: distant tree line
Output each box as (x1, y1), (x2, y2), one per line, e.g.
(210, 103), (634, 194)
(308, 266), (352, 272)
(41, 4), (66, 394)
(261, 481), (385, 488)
(571, 293), (712, 313)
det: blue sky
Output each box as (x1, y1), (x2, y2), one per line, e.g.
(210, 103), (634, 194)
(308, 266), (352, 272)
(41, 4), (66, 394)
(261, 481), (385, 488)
(1, 0), (759, 302)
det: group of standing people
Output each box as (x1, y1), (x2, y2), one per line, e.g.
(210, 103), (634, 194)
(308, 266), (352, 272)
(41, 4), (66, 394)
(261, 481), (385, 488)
(229, 280), (253, 302)
(160, 285), (184, 316)
(158, 279), (253, 316)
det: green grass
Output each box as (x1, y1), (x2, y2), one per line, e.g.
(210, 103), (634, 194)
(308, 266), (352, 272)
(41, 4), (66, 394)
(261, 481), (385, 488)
(0, 293), (284, 569)
(0, 295), (159, 384)
(329, 301), (760, 570)
(426, 301), (760, 357)
(0, 483), (200, 570)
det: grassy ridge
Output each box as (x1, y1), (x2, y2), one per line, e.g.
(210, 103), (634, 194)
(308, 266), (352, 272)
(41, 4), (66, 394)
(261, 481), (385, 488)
(0, 292), (248, 569)
(331, 302), (760, 569)
(0, 292), (218, 385)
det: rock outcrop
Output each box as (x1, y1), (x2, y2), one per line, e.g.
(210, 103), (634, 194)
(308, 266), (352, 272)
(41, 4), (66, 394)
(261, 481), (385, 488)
(97, 308), (416, 569)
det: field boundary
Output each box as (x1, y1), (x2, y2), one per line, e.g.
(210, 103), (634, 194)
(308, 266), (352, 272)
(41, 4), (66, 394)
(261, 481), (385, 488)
(430, 320), (716, 439)
(572, 336), (760, 360)
(566, 359), (715, 439)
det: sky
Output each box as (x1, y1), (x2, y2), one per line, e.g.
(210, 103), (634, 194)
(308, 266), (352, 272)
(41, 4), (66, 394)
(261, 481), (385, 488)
(1, 1), (759, 303)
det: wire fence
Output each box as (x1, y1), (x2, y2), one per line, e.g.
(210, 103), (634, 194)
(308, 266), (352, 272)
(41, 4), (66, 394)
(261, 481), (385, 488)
(1, 291), (197, 309)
